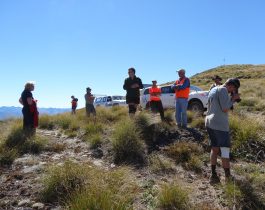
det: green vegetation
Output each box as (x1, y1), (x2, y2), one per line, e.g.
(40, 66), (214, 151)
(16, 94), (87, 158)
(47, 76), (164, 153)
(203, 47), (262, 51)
(112, 119), (146, 164)
(41, 161), (138, 209)
(158, 183), (191, 210)
(148, 153), (175, 174)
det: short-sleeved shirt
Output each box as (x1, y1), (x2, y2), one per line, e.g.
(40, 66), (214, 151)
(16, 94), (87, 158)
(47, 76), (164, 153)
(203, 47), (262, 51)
(205, 86), (233, 132)
(21, 89), (33, 111)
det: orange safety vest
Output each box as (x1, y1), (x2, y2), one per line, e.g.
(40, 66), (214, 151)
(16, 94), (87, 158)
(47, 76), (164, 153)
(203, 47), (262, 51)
(175, 78), (190, 99)
(149, 86), (161, 101)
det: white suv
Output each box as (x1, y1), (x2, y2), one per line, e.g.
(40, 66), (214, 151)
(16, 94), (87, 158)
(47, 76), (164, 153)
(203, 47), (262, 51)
(140, 85), (208, 113)
(94, 95), (126, 107)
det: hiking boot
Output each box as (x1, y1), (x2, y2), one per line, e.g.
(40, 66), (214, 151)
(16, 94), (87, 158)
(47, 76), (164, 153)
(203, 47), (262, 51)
(209, 173), (220, 184)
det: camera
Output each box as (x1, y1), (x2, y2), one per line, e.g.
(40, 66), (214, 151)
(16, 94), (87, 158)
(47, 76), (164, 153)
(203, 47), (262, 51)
(232, 89), (241, 103)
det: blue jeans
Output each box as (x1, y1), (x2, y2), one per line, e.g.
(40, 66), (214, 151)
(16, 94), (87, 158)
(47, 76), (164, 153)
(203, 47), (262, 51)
(175, 98), (188, 127)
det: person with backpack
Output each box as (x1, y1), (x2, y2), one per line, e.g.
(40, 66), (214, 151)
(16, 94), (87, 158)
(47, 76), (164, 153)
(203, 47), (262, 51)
(71, 96), (78, 115)
(205, 78), (241, 184)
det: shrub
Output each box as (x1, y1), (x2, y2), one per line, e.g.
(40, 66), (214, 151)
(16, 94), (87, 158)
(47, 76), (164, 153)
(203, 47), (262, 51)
(54, 114), (72, 130)
(163, 109), (175, 123)
(86, 134), (102, 149)
(222, 182), (244, 209)
(158, 183), (191, 209)
(0, 147), (18, 166)
(134, 112), (151, 131)
(5, 124), (27, 148)
(112, 119), (145, 164)
(84, 122), (103, 136)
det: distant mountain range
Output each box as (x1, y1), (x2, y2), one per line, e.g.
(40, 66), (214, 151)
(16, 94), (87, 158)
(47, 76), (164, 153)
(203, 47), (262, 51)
(0, 106), (71, 120)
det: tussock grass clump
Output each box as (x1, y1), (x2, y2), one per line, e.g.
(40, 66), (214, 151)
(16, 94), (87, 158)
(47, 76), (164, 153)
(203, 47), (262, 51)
(68, 167), (137, 210)
(41, 161), (138, 209)
(190, 116), (205, 129)
(112, 119), (145, 164)
(96, 106), (128, 123)
(148, 153), (175, 174)
(86, 134), (102, 149)
(158, 183), (191, 210)
(0, 146), (18, 166)
(163, 109), (174, 123)
(222, 182), (244, 209)
(84, 122), (103, 136)
(165, 141), (203, 163)
(41, 161), (88, 203)
(39, 115), (55, 130)
(229, 114), (264, 160)
(134, 112), (151, 131)
(54, 114), (72, 130)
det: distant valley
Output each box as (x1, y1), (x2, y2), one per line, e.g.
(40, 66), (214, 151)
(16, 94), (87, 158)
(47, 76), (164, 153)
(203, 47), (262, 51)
(0, 106), (70, 120)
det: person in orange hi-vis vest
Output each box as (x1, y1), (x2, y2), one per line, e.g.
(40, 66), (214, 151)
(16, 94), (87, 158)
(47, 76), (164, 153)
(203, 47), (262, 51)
(171, 69), (190, 128)
(149, 80), (165, 121)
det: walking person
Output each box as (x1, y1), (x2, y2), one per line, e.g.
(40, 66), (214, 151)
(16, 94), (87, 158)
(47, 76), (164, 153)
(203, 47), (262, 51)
(171, 69), (190, 128)
(123, 67), (143, 116)
(84, 87), (96, 117)
(149, 80), (165, 121)
(205, 78), (241, 183)
(209, 75), (222, 91)
(19, 81), (39, 136)
(71, 96), (78, 115)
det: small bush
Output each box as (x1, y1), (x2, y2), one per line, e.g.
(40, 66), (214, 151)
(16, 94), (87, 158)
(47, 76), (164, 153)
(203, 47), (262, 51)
(20, 135), (47, 154)
(163, 109), (174, 123)
(184, 156), (203, 173)
(112, 119), (145, 164)
(134, 112), (151, 131)
(54, 115), (72, 130)
(84, 122), (103, 136)
(222, 182), (244, 209)
(159, 183), (191, 209)
(5, 124), (27, 148)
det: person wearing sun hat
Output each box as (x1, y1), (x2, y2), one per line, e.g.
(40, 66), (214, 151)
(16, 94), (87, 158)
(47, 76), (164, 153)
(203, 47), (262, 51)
(209, 75), (223, 91)
(205, 78), (241, 184)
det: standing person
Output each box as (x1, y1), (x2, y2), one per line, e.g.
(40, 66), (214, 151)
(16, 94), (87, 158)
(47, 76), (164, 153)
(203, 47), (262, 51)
(19, 81), (38, 136)
(149, 80), (164, 121)
(209, 75), (222, 91)
(123, 67), (143, 116)
(84, 87), (96, 117)
(71, 96), (78, 115)
(205, 78), (241, 183)
(171, 69), (190, 128)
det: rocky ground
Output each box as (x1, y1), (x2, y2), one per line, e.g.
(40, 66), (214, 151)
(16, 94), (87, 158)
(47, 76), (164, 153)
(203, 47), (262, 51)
(0, 125), (241, 210)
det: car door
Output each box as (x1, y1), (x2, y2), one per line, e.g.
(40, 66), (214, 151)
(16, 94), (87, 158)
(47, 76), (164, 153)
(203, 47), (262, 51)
(161, 85), (175, 108)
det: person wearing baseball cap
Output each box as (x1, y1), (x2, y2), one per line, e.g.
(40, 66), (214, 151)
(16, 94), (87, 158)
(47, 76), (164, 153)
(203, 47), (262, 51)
(171, 68), (190, 128)
(205, 78), (241, 184)
(210, 75), (223, 91)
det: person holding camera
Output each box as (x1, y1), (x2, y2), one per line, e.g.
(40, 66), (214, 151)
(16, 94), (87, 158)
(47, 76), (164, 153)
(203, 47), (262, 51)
(205, 78), (241, 184)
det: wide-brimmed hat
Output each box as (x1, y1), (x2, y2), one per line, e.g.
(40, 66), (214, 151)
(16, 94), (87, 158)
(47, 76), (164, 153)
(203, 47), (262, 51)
(212, 75), (222, 81)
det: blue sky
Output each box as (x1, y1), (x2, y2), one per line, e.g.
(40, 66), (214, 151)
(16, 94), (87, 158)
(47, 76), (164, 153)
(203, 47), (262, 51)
(1, 0), (264, 108)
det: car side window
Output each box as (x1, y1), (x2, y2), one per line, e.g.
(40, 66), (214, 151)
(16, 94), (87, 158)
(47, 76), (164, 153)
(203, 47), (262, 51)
(161, 86), (175, 94)
(144, 89), (149, 95)
(103, 97), (107, 102)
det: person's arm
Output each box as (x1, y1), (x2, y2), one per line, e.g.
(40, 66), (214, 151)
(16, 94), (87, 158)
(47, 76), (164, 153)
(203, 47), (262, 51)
(178, 78), (190, 90)
(219, 88), (233, 113)
(123, 79), (129, 90)
(27, 97), (33, 105)
(138, 78), (143, 89)
(19, 97), (23, 105)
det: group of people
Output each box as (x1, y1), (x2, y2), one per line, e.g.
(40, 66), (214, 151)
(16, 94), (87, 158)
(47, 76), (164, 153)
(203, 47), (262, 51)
(19, 67), (241, 183)
(70, 87), (97, 117)
(122, 67), (241, 183)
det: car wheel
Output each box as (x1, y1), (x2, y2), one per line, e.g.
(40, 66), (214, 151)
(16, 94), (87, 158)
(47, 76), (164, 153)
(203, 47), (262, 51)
(188, 100), (204, 114)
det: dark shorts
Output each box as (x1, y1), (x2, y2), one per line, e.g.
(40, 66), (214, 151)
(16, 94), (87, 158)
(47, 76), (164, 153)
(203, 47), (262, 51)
(206, 127), (230, 147)
(86, 104), (96, 114)
(126, 96), (140, 104)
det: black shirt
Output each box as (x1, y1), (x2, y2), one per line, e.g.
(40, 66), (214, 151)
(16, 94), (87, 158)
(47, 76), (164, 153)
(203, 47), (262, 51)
(21, 89), (33, 111)
(123, 76), (143, 98)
